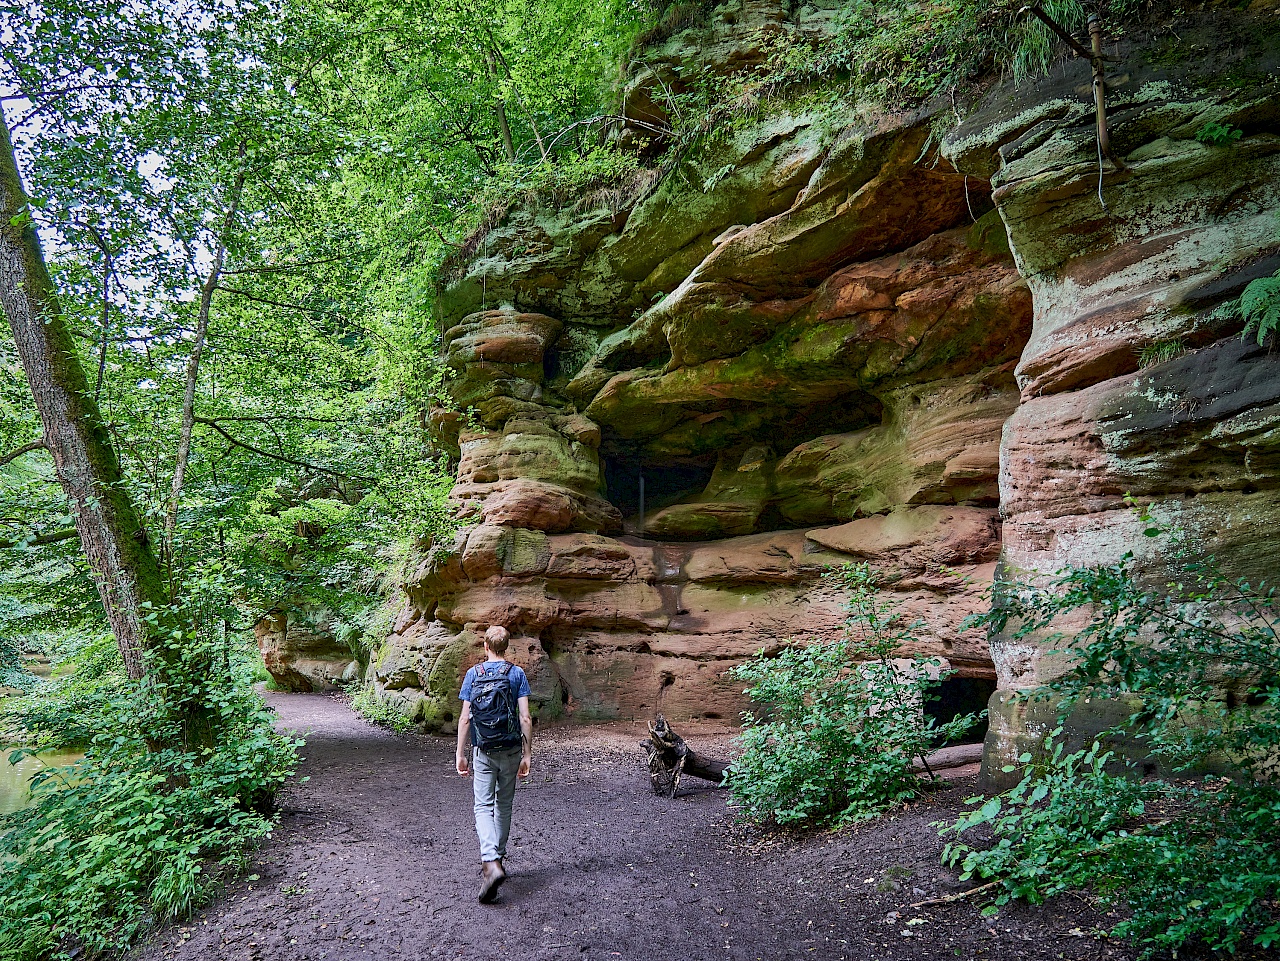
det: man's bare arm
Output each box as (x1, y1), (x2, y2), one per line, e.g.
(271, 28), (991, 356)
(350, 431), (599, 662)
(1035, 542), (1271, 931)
(455, 701), (472, 776)
(518, 696), (532, 777)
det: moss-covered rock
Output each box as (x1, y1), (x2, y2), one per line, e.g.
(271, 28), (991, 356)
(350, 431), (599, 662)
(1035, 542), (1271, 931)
(395, 1), (1280, 746)
(944, 8), (1280, 771)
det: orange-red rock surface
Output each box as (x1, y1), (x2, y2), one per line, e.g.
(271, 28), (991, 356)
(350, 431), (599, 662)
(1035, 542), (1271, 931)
(943, 12), (1280, 778)
(363, 99), (1031, 728)
(262, 3), (1280, 775)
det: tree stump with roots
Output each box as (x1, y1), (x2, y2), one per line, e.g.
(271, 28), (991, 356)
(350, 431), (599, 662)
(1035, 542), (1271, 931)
(642, 714), (729, 798)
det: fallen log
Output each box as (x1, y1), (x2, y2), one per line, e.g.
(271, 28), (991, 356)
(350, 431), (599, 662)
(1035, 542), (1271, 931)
(911, 742), (984, 773)
(642, 714), (729, 798)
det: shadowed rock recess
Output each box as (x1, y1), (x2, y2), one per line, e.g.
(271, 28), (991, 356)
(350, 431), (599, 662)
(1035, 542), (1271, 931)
(281, 1), (1280, 774)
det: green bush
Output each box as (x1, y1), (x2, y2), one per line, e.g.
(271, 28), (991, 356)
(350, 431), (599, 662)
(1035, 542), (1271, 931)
(0, 598), (299, 959)
(1240, 269), (1280, 347)
(726, 564), (983, 826)
(940, 513), (1280, 957)
(351, 682), (414, 733)
(1195, 120), (1244, 146)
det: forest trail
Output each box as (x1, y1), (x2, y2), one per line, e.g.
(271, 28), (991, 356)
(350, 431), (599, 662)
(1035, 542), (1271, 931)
(137, 693), (1127, 961)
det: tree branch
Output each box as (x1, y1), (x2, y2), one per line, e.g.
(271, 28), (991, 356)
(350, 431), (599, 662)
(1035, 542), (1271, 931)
(74, 218), (116, 404)
(215, 283), (334, 314)
(165, 153), (247, 573)
(193, 416), (372, 483)
(0, 440), (44, 468)
(221, 251), (359, 276)
(198, 413), (351, 425)
(0, 527), (78, 549)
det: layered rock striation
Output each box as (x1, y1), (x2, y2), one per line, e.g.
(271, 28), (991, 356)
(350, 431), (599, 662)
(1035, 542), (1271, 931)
(353, 0), (1280, 768)
(367, 2), (1032, 730)
(943, 9), (1280, 779)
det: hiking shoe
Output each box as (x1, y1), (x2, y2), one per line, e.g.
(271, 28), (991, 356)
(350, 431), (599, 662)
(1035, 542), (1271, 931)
(478, 860), (506, 904)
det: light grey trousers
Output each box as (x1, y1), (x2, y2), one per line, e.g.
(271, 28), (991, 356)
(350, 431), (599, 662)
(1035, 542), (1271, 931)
(471, 745), (521, 862)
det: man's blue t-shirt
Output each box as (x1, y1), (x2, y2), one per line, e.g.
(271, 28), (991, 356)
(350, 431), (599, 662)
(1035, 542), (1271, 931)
(459, 661), (531, 703)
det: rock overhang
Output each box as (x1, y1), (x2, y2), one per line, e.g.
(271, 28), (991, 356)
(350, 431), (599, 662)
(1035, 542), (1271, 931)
(333, 3), (1280, 778)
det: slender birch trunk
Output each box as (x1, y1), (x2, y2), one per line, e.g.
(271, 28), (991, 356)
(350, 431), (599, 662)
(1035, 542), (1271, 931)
(490, 42), (548, 162)
(484, 47), (517, 162)
(163, 163), (245, 572)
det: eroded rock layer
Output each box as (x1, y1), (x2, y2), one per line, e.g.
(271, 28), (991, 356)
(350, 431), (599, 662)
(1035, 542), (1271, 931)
(354, 0), (1280, 762)
(943, 9), (1280, 779)
(257, 609), (361, 693)
(363, 1), (1036, 730)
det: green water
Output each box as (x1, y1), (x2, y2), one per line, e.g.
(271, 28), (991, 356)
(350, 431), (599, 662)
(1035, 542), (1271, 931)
(0, 749), (83, 815)
(0, 658), (80, 814)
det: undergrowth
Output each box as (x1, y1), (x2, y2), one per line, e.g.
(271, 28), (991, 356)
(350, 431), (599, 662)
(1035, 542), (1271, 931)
(1240, 269), (1280, 347)
(726, 563), (982, 826)
(351, 682), (415, 733)
(765, 0), (1086, 107)
(1137, 338), (1185, 368)
(437, 148), (646, 285)
(439, 0), (1122, 289)
(941, 507), (1280, 957)
(0, 592), (299, 960)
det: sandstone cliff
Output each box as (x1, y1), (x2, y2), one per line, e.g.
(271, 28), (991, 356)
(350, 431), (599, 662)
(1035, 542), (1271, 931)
(944, 8), (1280, 777)
(268, 1), (1280, 774)
(373, 22), (1031, 726)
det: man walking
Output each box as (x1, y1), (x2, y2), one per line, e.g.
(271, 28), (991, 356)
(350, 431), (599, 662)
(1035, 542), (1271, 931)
(455, 625), (532, 903)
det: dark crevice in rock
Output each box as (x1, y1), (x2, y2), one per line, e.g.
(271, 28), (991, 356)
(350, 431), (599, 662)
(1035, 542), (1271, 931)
(924, 674), (997, 748)
(602, 456), (716, 523)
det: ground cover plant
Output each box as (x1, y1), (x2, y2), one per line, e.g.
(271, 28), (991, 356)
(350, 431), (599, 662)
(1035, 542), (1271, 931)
(0, 588), (299, 960)
(727, 564), (982, 826)
(941, 512), (1280, 957)
(1240, 267), (1280, 347)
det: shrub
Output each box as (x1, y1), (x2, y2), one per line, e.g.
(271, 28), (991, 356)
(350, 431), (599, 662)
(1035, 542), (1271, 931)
(940, 512), (1280, 957)
(351, 682), (414, 733)
(1194, 120), (1244, 146)
(1240, 269), (1280, 347)
(726, 564), (983, 826)
(0, 600), (299, 959)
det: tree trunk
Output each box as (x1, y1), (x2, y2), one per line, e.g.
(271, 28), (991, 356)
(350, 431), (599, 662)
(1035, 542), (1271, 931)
(488, 41), (548, 162)
(642, 714), (729, 798)
(81, 221), (115, 404)
(0, 108), (169, 681)
(484, 47), (517, 162)
(163, 162), (245, 573)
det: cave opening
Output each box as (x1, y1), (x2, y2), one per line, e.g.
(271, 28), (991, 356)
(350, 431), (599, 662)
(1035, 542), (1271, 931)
(924, 674), (997, 747)
(785, 391), (884, 439)
(603, 456), (715, 521)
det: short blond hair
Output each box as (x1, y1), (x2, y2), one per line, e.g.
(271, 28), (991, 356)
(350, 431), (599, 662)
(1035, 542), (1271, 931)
(484, 625), (510, 654)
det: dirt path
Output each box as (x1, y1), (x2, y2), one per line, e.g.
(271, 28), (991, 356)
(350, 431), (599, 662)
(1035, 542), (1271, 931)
(138, 692), (1133, 961)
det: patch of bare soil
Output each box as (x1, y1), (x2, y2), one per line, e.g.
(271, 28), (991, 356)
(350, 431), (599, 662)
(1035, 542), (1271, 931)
(137, 692), (1135, 961)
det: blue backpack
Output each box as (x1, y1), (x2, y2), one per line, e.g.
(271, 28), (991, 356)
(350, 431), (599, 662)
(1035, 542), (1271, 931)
(469, 662), (521, 751)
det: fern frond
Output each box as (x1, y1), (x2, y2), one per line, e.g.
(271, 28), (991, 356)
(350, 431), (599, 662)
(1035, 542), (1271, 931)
(1240, 271), (1280, 347)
